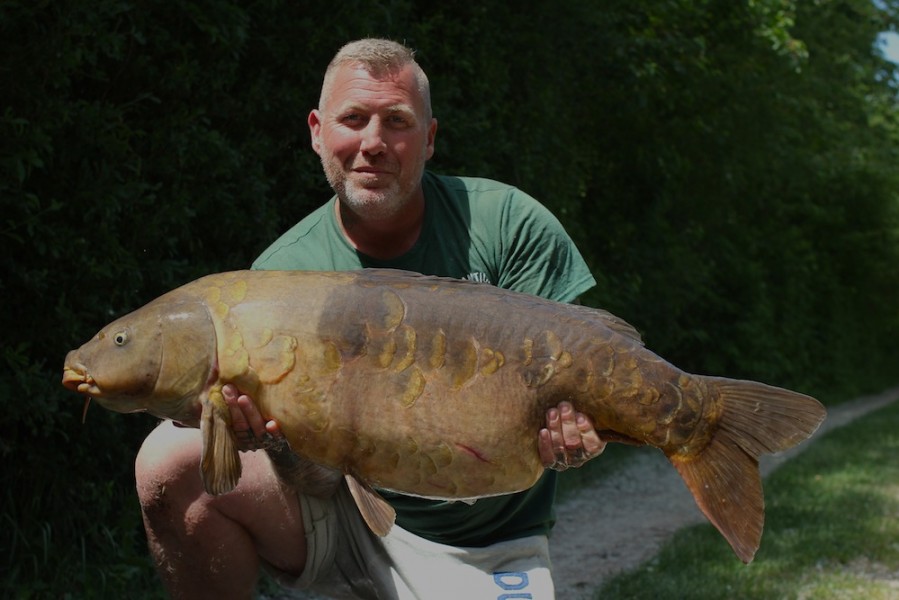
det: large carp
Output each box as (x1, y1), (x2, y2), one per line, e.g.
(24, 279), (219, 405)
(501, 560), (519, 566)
(62, 269), (825, 563)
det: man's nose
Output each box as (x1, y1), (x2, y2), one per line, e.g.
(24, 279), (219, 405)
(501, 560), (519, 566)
(360, 119), (387, 154)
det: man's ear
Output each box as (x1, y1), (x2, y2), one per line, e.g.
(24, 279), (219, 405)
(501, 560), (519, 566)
(308, 109), (323, 155)
(425, 117), (438, 160)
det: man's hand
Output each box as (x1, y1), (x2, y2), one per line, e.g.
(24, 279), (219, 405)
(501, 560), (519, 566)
(221, 385), (342, 497)
(222, 384), (284, 452)
(538, 402), (605, 471)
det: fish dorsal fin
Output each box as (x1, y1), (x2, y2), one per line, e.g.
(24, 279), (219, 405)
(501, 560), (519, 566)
(345, 474), (396, 536)
(200, 389), (242, 495)
(591, 308), (644, 345)
(562, 303), (644, 345)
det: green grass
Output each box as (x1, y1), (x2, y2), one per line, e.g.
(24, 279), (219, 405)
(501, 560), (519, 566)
(593, 399), (899, 599)
(2, 483), (164, 599)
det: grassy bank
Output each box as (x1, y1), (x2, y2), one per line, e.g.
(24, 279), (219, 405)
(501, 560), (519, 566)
(594, 398), (899, 599)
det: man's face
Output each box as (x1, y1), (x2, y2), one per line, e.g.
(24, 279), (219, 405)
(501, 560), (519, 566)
(309, 63), (437, 221)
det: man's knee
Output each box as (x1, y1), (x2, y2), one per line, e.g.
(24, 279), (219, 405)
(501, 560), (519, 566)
(135, 421), (203, 515)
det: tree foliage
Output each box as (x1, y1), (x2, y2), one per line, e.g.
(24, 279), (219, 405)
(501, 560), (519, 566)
(1, 0), (897, 595)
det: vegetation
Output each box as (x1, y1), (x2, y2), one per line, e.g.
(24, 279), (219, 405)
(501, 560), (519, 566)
(596, 393), (899, 599)
(1, 0), (897, 596)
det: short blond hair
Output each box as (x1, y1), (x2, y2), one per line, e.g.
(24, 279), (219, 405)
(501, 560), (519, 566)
(319, 38), (432, 119)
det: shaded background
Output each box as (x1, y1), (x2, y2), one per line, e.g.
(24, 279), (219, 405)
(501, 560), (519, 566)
(2, 0), (898, 596)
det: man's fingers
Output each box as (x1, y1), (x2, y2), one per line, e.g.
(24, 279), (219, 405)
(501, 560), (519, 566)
(577, 413), (606, 458)
(223, 384), (250, 432)
(237, 394), (267, 438)
(221, 383), (265, 437)
(542, 404), (575, 471)
(545, 406), (567, 464)
(538, 428), (557, 468)
(266, 419), (283, 438)
(222, 384), (282, 451)
(559, 402), (581, 450)
(540, 402), (606, 470)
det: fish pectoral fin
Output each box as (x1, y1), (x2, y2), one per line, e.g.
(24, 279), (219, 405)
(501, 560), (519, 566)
(345, 474), (396, 537)
(200, 395), (242, 495)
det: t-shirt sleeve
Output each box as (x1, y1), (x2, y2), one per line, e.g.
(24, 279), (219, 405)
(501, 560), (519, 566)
(492, 188), (596, 303)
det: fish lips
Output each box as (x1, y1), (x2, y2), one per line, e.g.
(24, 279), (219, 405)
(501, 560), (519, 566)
(61, 364), (131, 411)
(62, 365), (99, 395)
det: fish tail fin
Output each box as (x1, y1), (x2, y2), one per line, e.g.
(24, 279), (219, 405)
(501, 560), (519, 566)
(668, 377), (826, 563)
(200, 390), (242, 495)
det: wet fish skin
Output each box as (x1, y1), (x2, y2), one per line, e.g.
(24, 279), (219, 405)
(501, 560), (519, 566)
(62, 269), (826, 563)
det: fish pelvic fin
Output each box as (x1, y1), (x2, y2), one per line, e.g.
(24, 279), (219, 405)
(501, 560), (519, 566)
(669, 377), (826, 563)
(200, 390), (242, 495)
(345, 474), (396, 537)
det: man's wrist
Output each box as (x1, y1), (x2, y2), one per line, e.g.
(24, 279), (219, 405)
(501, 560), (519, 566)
(265, 442), (342, 497)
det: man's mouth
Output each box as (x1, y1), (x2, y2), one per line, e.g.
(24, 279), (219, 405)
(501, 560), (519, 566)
(354, 167), (390, 176)
(350, 168), (396, 188)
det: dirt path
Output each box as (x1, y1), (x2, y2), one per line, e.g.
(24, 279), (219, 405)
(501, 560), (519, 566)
(550, 386), (899, 600)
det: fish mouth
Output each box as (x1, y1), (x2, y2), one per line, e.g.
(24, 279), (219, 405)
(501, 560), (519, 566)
(62, 367), (100, 396)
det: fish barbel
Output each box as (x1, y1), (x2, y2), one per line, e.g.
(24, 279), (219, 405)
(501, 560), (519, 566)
(62, 269), (825, 562)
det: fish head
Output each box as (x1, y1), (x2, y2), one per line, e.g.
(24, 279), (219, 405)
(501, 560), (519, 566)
(62, 298), (216, 425)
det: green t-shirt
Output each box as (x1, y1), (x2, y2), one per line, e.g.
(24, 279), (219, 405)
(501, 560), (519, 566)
(253, 171), (596, 547)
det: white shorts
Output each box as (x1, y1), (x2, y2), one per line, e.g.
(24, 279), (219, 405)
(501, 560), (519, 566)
(263, 483), (555, 599)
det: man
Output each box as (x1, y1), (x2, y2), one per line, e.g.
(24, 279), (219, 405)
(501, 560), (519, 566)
(135, 38), (605, 599)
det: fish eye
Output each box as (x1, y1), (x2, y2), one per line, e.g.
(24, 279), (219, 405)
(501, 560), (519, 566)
(113, 330), (129, 346)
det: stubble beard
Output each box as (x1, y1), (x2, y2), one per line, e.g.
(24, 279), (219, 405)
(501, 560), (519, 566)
(320, 153), (426, 223)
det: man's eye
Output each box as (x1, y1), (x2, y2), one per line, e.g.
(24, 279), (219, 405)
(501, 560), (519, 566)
(391, 120), (408, 128)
